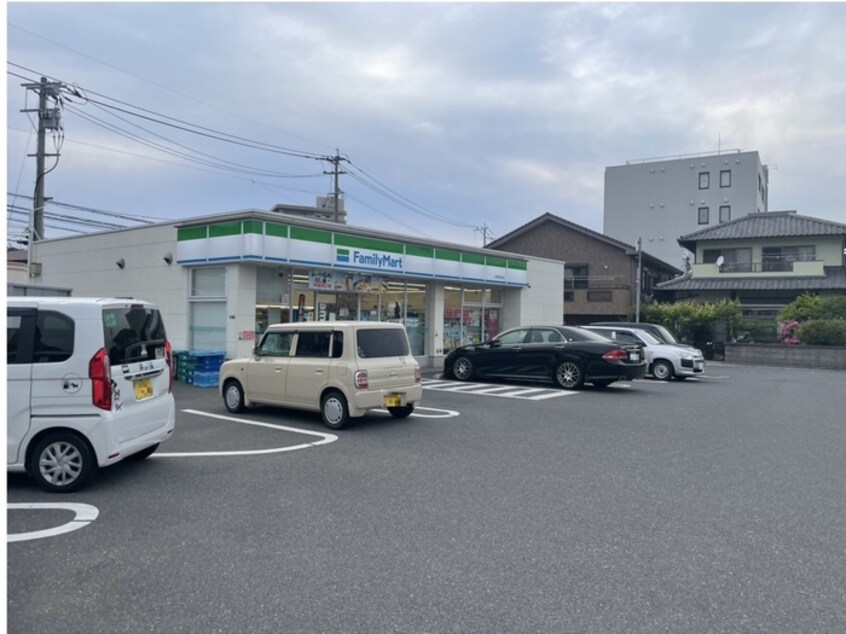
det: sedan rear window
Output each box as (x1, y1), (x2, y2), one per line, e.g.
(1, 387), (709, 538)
(103, 307), (167, 364)
(356, 328), (409, 358)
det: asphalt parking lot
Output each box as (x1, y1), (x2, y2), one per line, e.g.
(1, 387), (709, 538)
(7, 363), (846, 633)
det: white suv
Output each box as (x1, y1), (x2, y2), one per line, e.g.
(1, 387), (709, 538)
(7, 297), (176, 492)
(220, 321), (422, 429)
(583, 326), (705, 380)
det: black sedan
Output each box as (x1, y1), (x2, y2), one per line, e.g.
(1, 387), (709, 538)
(443, 325), (647, 389)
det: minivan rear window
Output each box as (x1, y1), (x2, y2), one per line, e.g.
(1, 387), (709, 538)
(103, 307), (167, 364)
(356, 328), (409, 358)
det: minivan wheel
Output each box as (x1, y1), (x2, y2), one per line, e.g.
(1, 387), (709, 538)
(30, 432), (96, 493)
(652, 360), (674, 381)
(555, 361), (585, 390)
(452, 357), (474, 381)
(224, 380), (246, 413)
(388, 405), (414, 419)
(321, 390), (349, 430)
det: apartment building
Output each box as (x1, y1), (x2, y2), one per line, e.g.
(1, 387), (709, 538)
(604, 150), (769, 269)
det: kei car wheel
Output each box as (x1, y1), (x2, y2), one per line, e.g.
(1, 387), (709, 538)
(223, 380), (246, 413)
(321, 390), (350, 430)
(555, 361), (585, 390)
(388, 405), (414, 419)
(452, 357), (474, 381)
(652, 360), (674, 381)
(29, 432), (96, 493)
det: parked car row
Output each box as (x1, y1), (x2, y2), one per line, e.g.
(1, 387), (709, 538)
(6, 296), (701, 493)
(443, 322), (705, 386)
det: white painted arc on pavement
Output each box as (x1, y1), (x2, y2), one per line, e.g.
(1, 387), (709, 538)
(7, 503), (99, 543)
(372, 406), (459, 418)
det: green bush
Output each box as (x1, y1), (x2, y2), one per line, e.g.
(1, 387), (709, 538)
(797, 320), (846, 346)
(779, 294), (846, 321)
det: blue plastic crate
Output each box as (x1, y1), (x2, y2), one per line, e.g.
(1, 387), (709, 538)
(192, 370), (219, 388)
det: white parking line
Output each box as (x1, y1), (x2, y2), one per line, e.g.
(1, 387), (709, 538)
(153, 410), (338, 457)
(7, 503), (99, 543)
(371, 406), (460, 419)
(423, 379), (574, 400)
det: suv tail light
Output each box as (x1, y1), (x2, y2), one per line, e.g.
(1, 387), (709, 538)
(165, 341), (173, 394)
(602, 348), (629, 362)
(89, 347), (112, 410)
(354, 369), (369, 389)
(414, 366), (422, 383)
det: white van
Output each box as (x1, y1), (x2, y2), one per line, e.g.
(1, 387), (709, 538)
(220, 321), (422, 429)
(6, 297), (176, 492)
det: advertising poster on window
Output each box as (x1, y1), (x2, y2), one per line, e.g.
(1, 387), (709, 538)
(309, 269), (383, 293)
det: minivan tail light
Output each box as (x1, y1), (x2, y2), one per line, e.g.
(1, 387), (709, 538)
(414, 366), (422, 383)
(165, 341), (173, 394)
(89, 348), (112, 410)
(602, 349), (629, 362)
(354, 370), (369, 389)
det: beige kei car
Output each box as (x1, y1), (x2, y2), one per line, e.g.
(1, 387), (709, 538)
(219, 321), (423, 429)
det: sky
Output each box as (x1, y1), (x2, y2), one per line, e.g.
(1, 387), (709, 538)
(5, 2), (846, 249)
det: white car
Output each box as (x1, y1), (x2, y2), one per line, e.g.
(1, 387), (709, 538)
(583, 326), (705, 380)
(220, 321), (422, 430)
(7, 297), (176, 492)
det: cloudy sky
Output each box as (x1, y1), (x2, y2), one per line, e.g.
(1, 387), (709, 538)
(5, 2), (846, 248)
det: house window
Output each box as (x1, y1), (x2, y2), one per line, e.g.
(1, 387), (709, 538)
(719, 205), (731, 223)
(698, 207), (710, 224)
(703, 248), (752, 272)
(720, 170), (731, 187)
(762, 246), (815, 272)
(587, 290), (612, 302)
(565, 265), (589, 289)
(699, 172), (710, 189)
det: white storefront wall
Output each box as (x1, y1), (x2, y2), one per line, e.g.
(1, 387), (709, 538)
(28, 213), (565, 368)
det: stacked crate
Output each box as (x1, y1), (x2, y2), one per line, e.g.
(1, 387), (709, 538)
(176, 350), (226, 387)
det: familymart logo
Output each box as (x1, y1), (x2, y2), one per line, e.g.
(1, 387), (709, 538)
(337, 247), (403, 271)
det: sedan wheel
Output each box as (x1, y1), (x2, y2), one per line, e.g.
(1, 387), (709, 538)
(652, 360), (674, 381)
(555, 361), (584, 390)
(452, 357), (474, 381)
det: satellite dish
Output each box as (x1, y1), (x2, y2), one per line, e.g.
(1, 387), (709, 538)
(716, 255), (725, 267)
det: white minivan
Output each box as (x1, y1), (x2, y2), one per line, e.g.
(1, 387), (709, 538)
(220, 321), (422, 430)
(7, 297), (176, 492)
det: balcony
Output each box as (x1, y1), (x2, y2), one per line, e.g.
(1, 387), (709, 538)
(691, 258), (825, 278)
(565, 275), (630, 290)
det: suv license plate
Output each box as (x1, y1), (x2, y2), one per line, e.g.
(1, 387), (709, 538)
(134, 379), (154, 400)
(383, 394), (402, 407)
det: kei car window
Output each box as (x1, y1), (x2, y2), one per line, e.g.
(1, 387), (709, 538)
(295, 331), (332, 358)
(356, 328), (409, 358)
(103, 307), (166, 364)
(497, 330), (529, 345)
(35, 310), (75, 364)
(7, 314), (23, 364)
(260, 332), (293, 356)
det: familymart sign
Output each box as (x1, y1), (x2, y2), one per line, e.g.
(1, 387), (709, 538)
(176, 219), (528, 286)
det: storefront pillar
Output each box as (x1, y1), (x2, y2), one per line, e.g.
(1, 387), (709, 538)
(425, 284), (445, 370)
(227, 263), (259, 359)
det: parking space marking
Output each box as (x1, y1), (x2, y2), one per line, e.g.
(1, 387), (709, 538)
(372, 406), (460, 419)
(423, 379), (574, 400)
(7, 502), (99, 543)
(153, 410), (338, 457)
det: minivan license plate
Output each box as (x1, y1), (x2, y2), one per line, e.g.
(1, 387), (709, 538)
(383, 394), (402, 407)
(134, 379), (154, 400)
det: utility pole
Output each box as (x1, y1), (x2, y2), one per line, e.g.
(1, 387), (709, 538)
(22, 77), (63, 243)
(323, 150), (347, 223)
(476, 224), (493, 246)
(635, 236), (643, 322)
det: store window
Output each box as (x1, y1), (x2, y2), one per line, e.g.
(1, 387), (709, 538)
(189, 267), (226, 350)
(443, 285), (503, 351)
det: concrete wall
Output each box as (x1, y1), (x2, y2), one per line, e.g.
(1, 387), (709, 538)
(30, 225), (191, 350)
(604, 151), (766, 267)
(725, 343), (846, 370)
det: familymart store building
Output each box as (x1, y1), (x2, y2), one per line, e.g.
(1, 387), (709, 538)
(29, 210), (565, 368)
